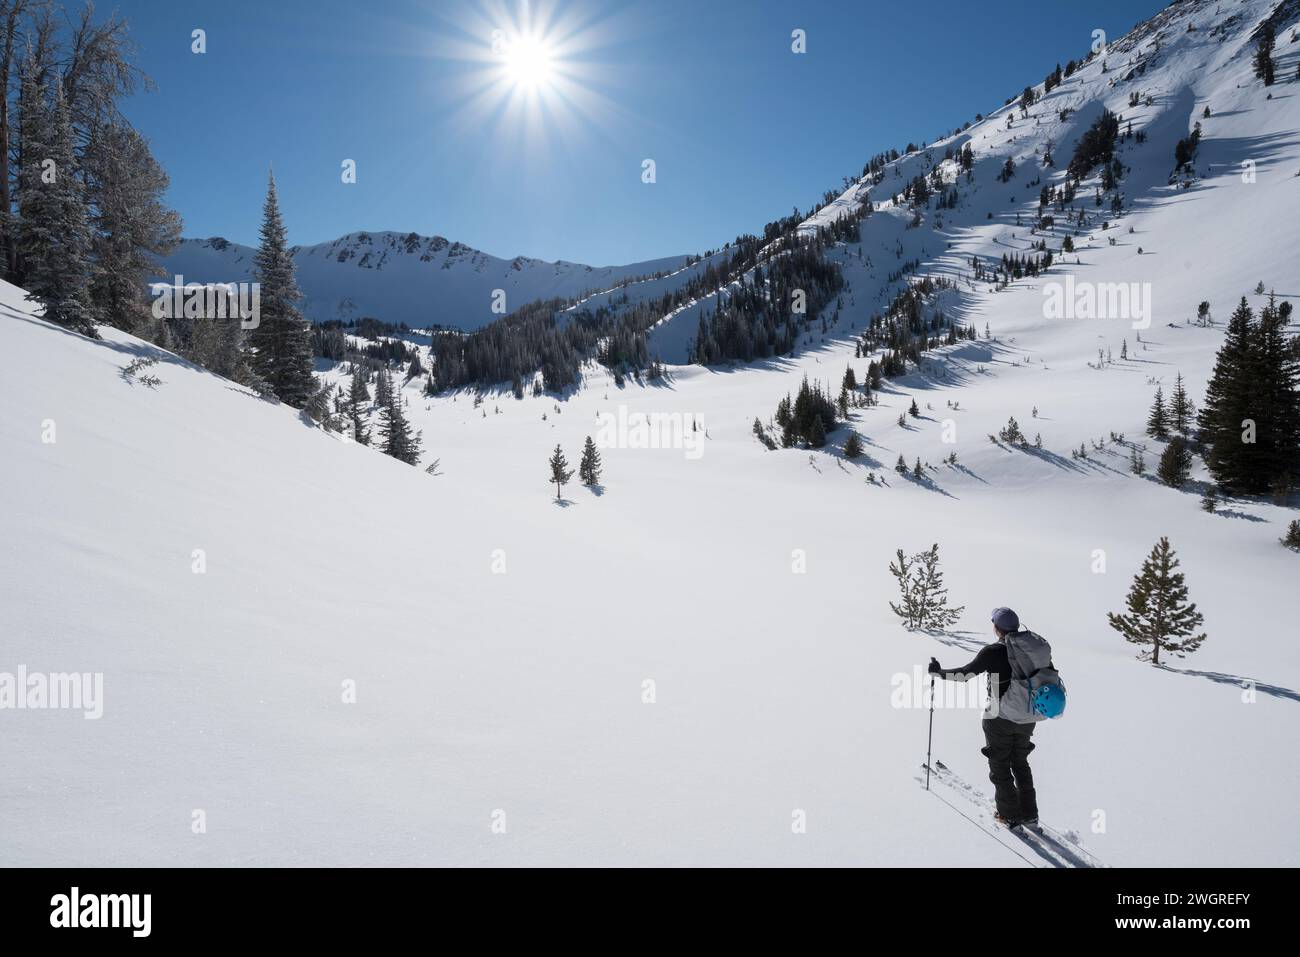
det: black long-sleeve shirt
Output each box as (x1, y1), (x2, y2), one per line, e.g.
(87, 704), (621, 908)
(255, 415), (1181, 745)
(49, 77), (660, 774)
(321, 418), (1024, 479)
(937, 642), (1011, 702)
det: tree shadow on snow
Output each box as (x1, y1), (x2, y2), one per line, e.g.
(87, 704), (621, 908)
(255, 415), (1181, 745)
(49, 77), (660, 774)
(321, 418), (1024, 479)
(925, 629), (987, 654)
(947, 462), (989, 484)
(1214, 508), (1268, 523)
(1156, 665), (1300, 703)
(900, 468), (958, 500)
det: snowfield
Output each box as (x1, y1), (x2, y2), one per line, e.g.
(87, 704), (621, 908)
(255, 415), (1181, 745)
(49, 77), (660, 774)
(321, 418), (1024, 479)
(3, 0), (1298, 866)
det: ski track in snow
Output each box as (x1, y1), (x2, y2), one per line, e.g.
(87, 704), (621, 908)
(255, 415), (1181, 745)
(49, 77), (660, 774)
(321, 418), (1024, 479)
(923, 762), (1104, 869)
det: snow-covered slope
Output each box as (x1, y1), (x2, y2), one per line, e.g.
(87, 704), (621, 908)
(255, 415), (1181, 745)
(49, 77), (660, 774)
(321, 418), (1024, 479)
(4, 0), (1299, 866)
(158, 231), (690, 331)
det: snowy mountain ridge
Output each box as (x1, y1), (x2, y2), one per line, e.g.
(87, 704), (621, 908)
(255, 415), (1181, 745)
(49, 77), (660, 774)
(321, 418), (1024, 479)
(158, 230), (691, 331)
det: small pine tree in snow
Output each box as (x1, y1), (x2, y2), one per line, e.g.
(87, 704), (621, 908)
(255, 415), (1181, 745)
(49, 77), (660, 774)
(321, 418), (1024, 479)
(913, 457), (924, 480)
(889, 544), (965, 631)
(908, 398), (920, 418)
(1130, 448), (1146, 475)
(378, 394), (421, 465)
(549, 444), (574, 500)
(1281, 520), (1300, 551)
(1157, 436), (1193, 487)
(895, 453), (908, 474)
(1200, 488), (1218, 512)
(578, 436), (602, 486)
(1108, 537), (1206, 665)
(1169, 372), (1193, 434)
(844, 431), (863, 459)
(348, 366), (371, 445)
(1146, 386), (1169, 439)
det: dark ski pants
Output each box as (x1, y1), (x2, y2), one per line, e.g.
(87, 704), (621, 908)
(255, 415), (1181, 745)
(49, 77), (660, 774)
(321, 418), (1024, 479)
(981, 716), (1038, 822)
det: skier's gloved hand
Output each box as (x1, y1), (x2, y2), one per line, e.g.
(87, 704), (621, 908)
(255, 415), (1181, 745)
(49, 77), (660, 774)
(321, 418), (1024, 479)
(927, 657), (942, 676)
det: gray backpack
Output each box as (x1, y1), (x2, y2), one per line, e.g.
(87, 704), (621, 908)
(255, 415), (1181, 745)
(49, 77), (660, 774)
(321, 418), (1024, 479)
(998, 630), (1066, 723)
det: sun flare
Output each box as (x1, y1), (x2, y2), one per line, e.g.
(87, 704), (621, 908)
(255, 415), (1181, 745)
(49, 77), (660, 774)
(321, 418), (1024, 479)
(502, 35), (555, 91)
(436, 1), (625, 146)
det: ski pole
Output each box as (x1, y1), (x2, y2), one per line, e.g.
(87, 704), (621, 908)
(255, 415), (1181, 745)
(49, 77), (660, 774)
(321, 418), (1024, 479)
(926, 667), (936, 791)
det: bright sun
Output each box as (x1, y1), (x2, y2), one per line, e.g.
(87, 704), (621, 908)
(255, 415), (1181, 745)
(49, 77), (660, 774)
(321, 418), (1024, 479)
(503, 35), (554, 90)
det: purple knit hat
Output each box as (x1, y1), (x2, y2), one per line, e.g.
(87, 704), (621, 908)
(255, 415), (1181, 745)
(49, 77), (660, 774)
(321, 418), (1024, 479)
(991, 607), (1020, 633)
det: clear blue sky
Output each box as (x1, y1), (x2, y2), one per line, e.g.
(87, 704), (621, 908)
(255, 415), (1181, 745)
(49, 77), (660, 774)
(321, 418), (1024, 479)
(114, 0), (1168, 265)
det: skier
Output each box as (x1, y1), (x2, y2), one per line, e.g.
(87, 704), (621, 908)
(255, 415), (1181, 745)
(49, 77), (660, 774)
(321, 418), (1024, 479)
(928, 607), (1041, 829)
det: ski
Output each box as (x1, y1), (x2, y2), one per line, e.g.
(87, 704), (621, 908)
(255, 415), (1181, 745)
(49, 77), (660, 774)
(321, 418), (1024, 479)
(922, 761), (1104, 869)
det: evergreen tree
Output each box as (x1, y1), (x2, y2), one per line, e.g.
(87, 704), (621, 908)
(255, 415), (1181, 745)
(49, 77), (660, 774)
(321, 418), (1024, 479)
(999, 416), (1025, 444)
(1196, 295), (1300, 493)
(1251, 295), (1300, 491)
(908, 397), (919, 418)
(17, 70), (96, 336)
(578, 435), (602, 486)
(913, 457), (924, 480)
(1169, 372), (1193, 434)
(895, 453), (908, 474)
(1146, 385), (1169, 439)
(1107, 537), (1206, 664)
(843, 431), (863, 459)
(301, 378), (339, 431)
(889, 544), (964, 630)
(1254, 22), (1276, 87)
(374, 364), (392, 407)
(1281, 520), (1300, 551)
(1199, 298), (1256, 489)
(549, 444), (574, 499)
(1157, 435), (1193, 487)
(347, 366), (371, 445)
(248, 171), (315, 407)
(888, 549), (920, 628)
(84, 123), (181, 334)
(775, 376), (837, 447)
(377, 382), (421, 465)
(349, 364), (371, 405)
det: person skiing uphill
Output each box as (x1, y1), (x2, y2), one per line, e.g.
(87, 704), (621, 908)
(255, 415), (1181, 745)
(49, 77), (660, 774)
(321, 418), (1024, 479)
(928, 607), (1056, 830)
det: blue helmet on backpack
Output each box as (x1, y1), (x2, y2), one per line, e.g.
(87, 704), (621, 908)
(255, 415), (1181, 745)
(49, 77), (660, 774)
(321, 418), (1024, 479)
(1031, 682), (1067, 719)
